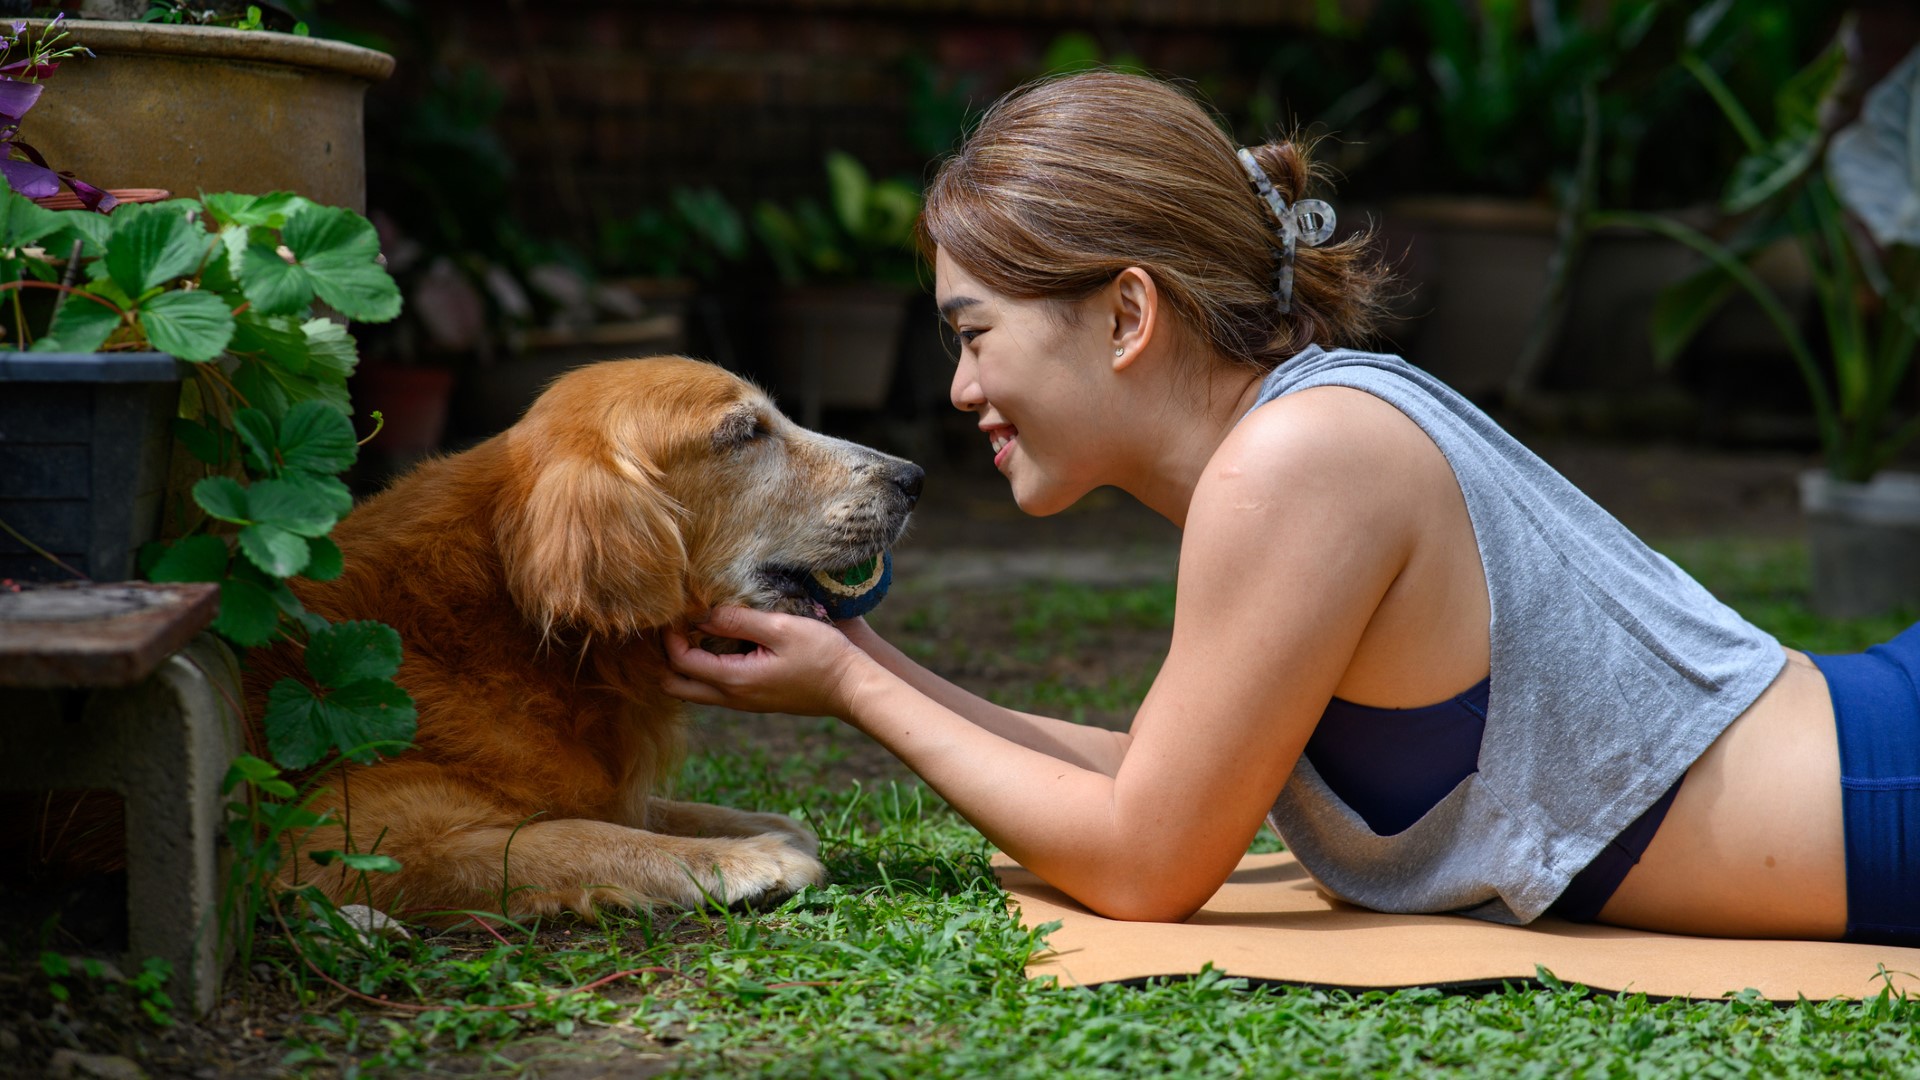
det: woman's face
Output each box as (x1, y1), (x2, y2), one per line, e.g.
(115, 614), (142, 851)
(935, 247), (1121, 516)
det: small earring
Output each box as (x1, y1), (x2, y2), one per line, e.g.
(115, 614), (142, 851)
(1114, 348), (1125, 357)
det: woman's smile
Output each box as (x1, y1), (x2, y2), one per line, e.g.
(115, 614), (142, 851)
(986, 424), (1020, 469)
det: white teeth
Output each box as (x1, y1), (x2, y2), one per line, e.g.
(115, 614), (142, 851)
(990, 432), (1012, 453)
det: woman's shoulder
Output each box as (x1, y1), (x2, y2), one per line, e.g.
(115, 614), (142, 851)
(1188, 385), (1445, 572)
(1216, 382), (1444, 499)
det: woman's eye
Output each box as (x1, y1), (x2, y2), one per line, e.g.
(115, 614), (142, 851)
(958, 328), (983, 345)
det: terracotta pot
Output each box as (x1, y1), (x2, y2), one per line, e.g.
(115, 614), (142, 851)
(21, 20), (393, 211)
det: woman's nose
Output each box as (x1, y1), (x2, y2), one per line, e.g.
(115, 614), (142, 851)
(950, 355), (983, 412)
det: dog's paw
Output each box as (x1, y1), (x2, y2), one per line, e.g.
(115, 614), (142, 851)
(693, 834), (828, 911)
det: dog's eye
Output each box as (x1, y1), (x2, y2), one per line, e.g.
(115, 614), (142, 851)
(720, 413), (771, 448)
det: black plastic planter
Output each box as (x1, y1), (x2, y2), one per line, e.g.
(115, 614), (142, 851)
(0, 352), (182, 583)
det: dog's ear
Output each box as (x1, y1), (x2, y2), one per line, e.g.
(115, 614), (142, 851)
(497, 452), (687, 636)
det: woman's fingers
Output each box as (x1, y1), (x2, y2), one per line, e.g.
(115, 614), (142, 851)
(695, 604), (788, 645)
(660, 670), (728, 706)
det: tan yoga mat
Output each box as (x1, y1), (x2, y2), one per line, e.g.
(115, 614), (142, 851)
(994, 852), (1920, 1002)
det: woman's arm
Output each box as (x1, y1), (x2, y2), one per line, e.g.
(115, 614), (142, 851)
(838, 618), (1131, 775)
(667, 392), (1420, 921)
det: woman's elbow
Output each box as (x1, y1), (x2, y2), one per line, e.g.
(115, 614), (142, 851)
(1077, 877), (1215, 923)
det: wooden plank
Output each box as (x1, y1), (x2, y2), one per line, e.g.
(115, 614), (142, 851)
(0, 581), (220, 687)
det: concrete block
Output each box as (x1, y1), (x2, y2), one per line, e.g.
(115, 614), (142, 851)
(0, 635), (243, 1017)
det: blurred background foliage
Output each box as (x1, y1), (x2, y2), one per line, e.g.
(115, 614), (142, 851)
(257, 0), (1909, 461)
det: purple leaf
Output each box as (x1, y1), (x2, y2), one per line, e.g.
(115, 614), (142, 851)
(0, 78), (43, 119)
(0, 61), (61, 81)
(58, 172), (118, 213)
(10, 137), (48, 168)
(0, 156), (60, 198)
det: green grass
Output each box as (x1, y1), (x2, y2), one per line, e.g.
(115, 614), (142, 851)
(19, 536), (1920, 1076)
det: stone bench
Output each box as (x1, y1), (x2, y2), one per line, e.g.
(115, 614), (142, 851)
(0, 581), (239, 1016)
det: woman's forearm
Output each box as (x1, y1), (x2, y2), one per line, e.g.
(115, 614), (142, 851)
(844, 620), (1131, 775)
(838, 662), (1224, 921)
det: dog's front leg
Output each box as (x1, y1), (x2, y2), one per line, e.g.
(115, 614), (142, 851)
(642, 797), (820, 858)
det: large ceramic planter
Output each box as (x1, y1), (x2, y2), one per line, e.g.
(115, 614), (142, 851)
(1380, 198), (1808, 405)
(768, 282), (914, 428)
(1376, 198), (1558, 400)
(1800, 469), (1920, 619)
(22, 20), (393, 210)
(0, 352), (181, 583)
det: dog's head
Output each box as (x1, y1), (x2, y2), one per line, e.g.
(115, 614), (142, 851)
(493, 356), (922, 637)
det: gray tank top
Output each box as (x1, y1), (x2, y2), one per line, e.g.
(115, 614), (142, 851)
(1249, 346), (1783, 924)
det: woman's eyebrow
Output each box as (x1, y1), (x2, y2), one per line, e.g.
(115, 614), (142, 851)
(937, 295), (982, 324)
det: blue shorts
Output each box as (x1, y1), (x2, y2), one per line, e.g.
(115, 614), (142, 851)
(1810, 623), (1920, 946)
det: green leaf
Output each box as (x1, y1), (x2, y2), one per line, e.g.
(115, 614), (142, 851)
(244, 477), (338, 537)
(0, 192), (62, 248)
(40, 211), (112, 260)
(214, 576), (281, 646)
(303, 535), (343, 581)
(202, 191), (311, 230)
(231, 350), (350, 422)
(232, 408), (279, 475)
(264, 676), (416, 769)
(305, 620), (403, 688)
(301, 317), (357, 384)
(139, 289), (235, 362)
(1650, 264), (1739, 368)
(106, 204), (207, 296)
(825, 150), (872, 240)
(147, 535), (229, 583)
(229, 312), (311, 374)
(238, 522), (313, 578)
(193, 476), (251, 524)
(309, 851), (403, 874)
(277, 401), (358, 476)
(277, 470), (353, 519)
(239, 240), (312, 316)
(171, 417), (231, 466)
(29, 292), (122, 354)
(1775, 37), (1847, 141)
(230, 356), (295, 422)
(222, 753), (282, 795)
(283, 205), (402, 322)
(1723, 134), (1820, 215)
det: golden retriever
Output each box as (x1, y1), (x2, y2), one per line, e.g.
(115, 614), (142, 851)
(244, 356), (923, 923)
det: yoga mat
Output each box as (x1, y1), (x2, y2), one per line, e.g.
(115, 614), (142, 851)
(994, 852), (1920, 1002)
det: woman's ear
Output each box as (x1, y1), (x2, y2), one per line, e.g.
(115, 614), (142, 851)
(497, 451), (688, 637)
(1109, 266), (1158, 371)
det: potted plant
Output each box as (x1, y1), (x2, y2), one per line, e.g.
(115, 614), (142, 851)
(1367, 0), (1829, 406)
(597, 184), (749, 370)
(17, 8), (392, 213)
(753, 150), (922, 428)
(0, 182), (419, 999)
(1602, 33), (1920, 618)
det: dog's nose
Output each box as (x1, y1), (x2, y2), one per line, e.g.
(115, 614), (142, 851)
(895, 464), (925, 508)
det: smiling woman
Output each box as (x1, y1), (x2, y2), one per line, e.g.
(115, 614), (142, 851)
(663, 69), (1916, 948)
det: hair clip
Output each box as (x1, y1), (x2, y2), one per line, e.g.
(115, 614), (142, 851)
(1235, 147), (1336, 314)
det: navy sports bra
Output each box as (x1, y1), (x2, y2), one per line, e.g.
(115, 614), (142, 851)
(1304, 679), (1683, 921)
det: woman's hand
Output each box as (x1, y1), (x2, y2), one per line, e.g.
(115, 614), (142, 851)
(662, 606), (879, 718)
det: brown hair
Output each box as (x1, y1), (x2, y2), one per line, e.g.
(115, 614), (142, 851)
(918, 69), (1393, 370)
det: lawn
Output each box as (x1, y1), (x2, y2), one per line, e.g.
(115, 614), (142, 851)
(9, 537), (1920, 1077)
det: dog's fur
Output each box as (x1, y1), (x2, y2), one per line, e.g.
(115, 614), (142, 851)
(244, 357), (921, 923)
